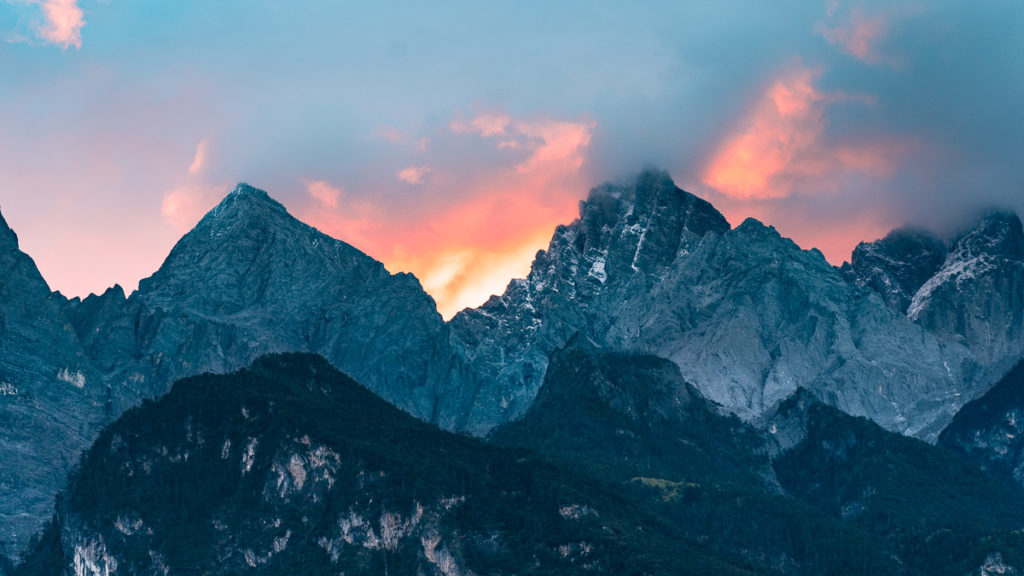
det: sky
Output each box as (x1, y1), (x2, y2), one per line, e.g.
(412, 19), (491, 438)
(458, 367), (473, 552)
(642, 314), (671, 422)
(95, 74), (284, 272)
(1, 1), (1022, 318)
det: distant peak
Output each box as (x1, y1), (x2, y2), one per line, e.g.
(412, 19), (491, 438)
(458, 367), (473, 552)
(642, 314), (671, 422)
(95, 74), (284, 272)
(201, 183), (290, 226)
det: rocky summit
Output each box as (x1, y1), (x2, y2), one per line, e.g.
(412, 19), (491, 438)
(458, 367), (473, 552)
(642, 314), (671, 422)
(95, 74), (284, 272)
(449, 169), (1017, 441)
(2, 170), (1024, 561)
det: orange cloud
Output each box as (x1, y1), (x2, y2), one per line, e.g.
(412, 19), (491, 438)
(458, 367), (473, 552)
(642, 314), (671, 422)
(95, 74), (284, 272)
(703, 66), (826, 200)
(297, 114), (594, 319)
(814, 3), (920, 67)
(702, 63), (906, 201)
(305, 180), (341, 208)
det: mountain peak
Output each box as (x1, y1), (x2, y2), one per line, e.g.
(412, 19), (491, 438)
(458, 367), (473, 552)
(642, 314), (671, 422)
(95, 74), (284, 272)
(955, 209), (1024, 260)
(201, 183), (289, 227)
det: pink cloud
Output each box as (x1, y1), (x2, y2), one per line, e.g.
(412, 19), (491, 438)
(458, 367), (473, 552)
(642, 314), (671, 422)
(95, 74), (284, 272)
(161, 183), (226, 234)
(703, 66), (826, 199)
(450, 113), (511, 137)
(514, 119), (594, 174)
(397, 165), (431, 185)
(38, 0), (82, 49)
(701, 63), (906, 201)
(188, 139), (208, 175)
(6, 0), (86, 48)
(305, 179), (342, 208)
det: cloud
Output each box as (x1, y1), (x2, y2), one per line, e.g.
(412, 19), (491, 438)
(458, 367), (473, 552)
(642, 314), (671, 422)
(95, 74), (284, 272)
(815, 4), (888, 65)
(5, 0), (85, 48)
(305, 179), (341, 208)
(188, 139), (208, 175)
(450, 113), (511, 137)
(701, 63), (904, 201)
(161, 183), (226, 234)
(295, 112), (595, 319)
(396, 165), (430, 185)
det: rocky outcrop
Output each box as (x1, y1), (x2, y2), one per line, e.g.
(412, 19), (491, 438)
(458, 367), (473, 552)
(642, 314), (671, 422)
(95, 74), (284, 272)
(907, 211), (1024, 381)
(840, 227), (947, 313)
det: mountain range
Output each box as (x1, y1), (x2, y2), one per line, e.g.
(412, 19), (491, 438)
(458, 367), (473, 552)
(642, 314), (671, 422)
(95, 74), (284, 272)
(2, 169), (1024, 573)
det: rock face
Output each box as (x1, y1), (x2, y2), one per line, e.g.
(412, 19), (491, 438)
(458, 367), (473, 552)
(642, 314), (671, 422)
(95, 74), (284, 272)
(845, 211), (1024, 383)
(449, 169), (981, 439)
(840, 227), (948, 313)
(0, 211), (106, 556)
(907, 211), (1024, 380)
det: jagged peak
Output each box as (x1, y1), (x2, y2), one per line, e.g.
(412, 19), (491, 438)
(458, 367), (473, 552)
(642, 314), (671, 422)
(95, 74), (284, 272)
(578, 168), (730, 240)
(733, 217), (784, 241)
(952, 208), (1024, 259)
(197, 183), (290, 229)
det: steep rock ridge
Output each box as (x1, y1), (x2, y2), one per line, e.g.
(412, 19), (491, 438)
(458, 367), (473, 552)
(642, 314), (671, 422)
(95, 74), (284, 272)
(450, 169), (972, 438)
(847, 211), (1024, 390)
(840, 227), (947, 313)
(908, 211), (1024, 381)
(0, 209), (106, 555)
(71, 184), (450, 420)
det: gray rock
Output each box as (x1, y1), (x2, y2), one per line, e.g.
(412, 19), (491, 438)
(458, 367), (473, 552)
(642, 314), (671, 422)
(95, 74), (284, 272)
(840, 227), (947, 313)
(0, 210), (105, 556)
(447, 169), (980, 440)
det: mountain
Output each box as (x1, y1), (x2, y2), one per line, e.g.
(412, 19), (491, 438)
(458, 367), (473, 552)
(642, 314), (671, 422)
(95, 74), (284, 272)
(449, 169), (990, 440)
(14, 354), (761, 576)
(1, 186), (452, 555)
(0, 210), (107, 557)
(496, 340), (1024, 575)
(768, 390), (1024, 575)
(3, 171), (1024, 559)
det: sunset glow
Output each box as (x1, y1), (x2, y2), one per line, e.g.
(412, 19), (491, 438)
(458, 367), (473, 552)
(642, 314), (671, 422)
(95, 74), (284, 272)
(0, 2), (1021, 317)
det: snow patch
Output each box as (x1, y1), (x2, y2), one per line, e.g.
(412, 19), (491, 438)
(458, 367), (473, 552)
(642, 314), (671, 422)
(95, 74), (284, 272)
(58, 367), (86, 389)
(72, 538), (118, 576)
(241, 438), (258, 474)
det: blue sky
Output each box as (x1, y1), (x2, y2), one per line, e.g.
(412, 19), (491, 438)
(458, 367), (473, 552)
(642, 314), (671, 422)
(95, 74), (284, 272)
(1, 1), (1022, 317)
